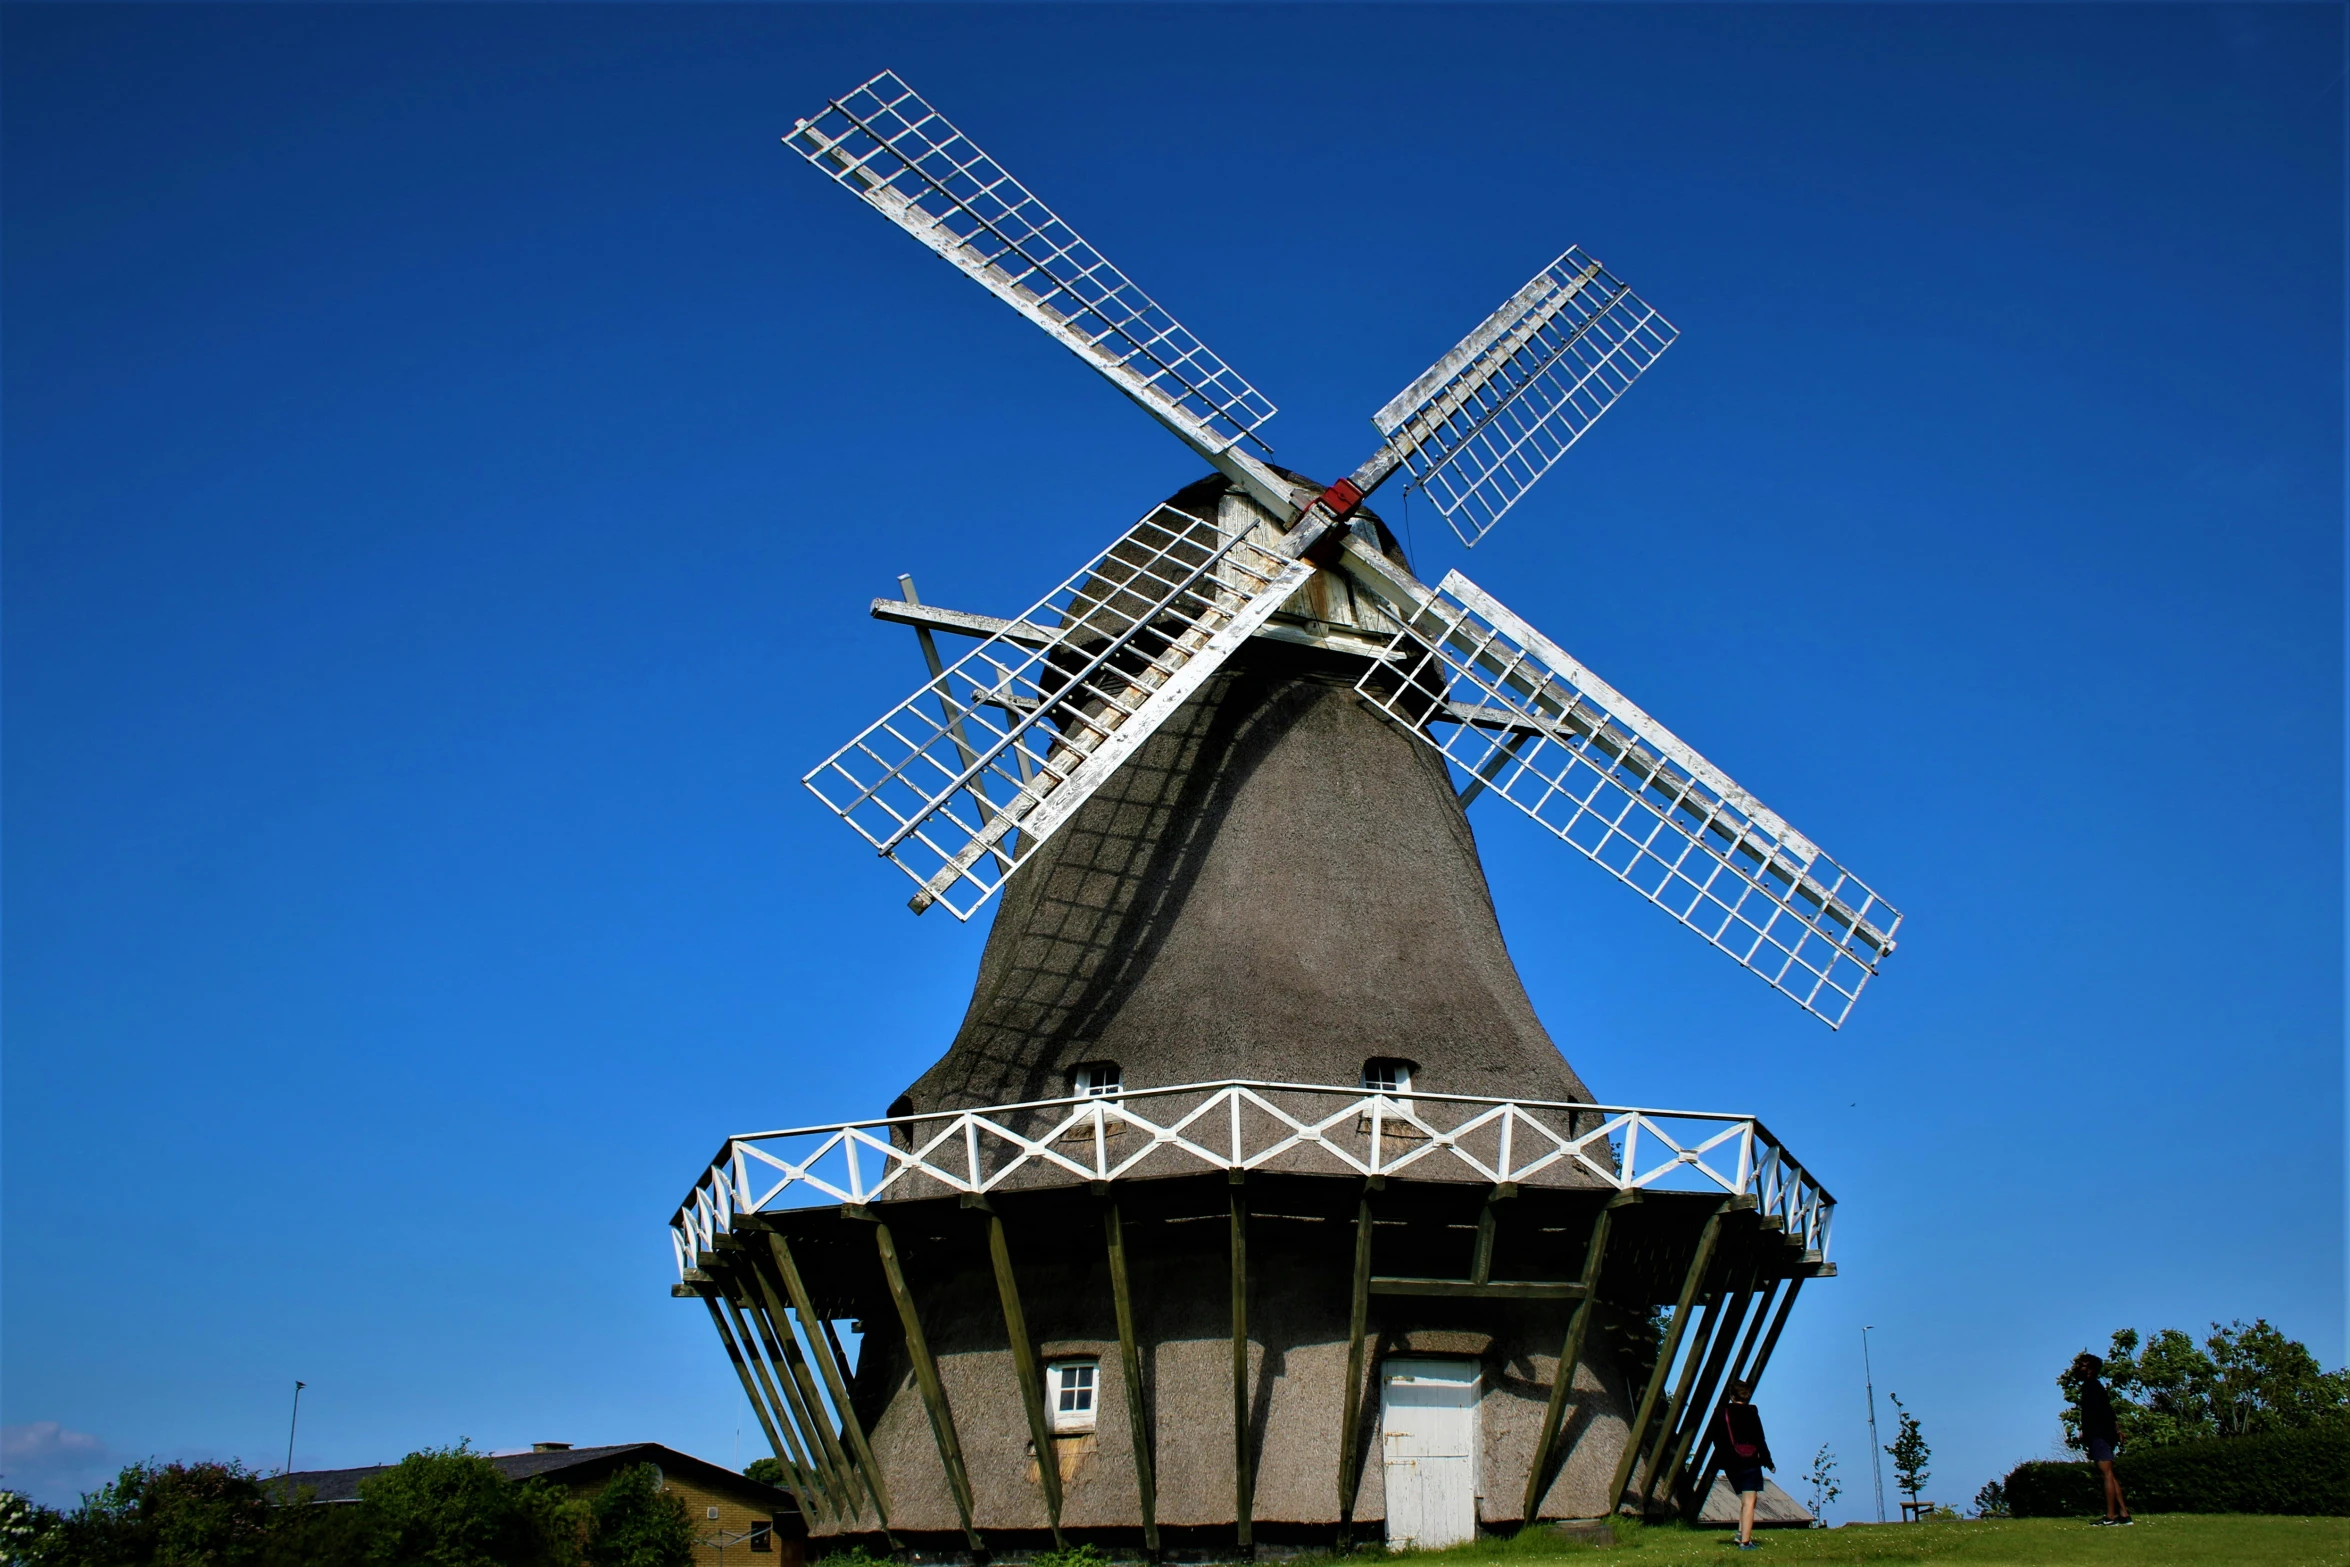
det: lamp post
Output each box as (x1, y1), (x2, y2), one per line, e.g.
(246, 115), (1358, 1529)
(284, 1381), (306, 1477)
(1861, 1328), (1885, 1524)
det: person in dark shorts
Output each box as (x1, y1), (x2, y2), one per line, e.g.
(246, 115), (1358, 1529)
(2072, 1353), (2132, 1526)
(1710, 1379), (1776, 1548)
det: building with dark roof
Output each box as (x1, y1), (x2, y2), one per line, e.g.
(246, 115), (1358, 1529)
(282, 1442), (805, 1564)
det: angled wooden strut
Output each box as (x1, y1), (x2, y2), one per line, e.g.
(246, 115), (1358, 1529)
(1229, 1176), (1254, 1557)
(968, 1198), (1066, 1549)
(1336, 1182), (1378, 1544)
(1102, 1197), (1160, 1558)
(1606, 1199), (1734, 1513)
(702, 1293), (824, 1519)
(1688, 1276), (1806, 1493)
(764, 1230), (896, 1537)
(866, 1213), (984, 1553)
(1651, 1257), (1761, 1507)
(1521, 1191), (1635, 1523)
(1681, 1275), (1782, 1498)
(719, 1286), (841, 1524)
(739, 1252), (868, 1518)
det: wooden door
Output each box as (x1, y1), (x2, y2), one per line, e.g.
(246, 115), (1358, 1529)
(1380, 1357), (1480, 1549)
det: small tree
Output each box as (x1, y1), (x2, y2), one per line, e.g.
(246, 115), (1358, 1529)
(50, 1459), (276, 1566)
(584, 1464), (693, 1567)
(359, 1442), (579, 1567)
(1884, 1394), (1931, 1508)
(1971, 1478), (2009, 1518)
(741, 1458), (785, 1489)
(0, 1490), (61, 1567)
(1801, 1443), (1840, 1525)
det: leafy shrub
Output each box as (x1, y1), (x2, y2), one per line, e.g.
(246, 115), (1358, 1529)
(1030, 1546), (1109, 1567)
(584, 1465), (692, 1567)
(2060, 1321), (2350, 1450)
(357, 1443), (582, 1567)
(2005, 1423), (2350, 1516)
(43, 1460), (276, 1566)
(1971, 1478), (2009, 1518)
(813, 1547), (891, 1567)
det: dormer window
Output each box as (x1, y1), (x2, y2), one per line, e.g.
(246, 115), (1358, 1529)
(1071, 1061), (1122, 1098)
(1048, 1357), (1099, 1432)
(1362, 1058), (1415, 1097)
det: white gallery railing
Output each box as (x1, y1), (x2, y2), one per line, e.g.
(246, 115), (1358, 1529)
(671, 1081), (1834, 1278)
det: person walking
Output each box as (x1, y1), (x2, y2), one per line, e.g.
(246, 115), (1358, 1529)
(2072, 1353), (2133, 1526)
(1711, 1379), (1776, 1548)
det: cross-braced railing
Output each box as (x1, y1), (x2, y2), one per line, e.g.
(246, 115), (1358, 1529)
(670, 1081), (1834, 1277)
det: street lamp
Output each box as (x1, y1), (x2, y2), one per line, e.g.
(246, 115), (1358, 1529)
(1861, 1327), (1886, 1524)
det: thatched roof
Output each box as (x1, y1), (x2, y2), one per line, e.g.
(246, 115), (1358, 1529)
(894, 476), (1592, 1123)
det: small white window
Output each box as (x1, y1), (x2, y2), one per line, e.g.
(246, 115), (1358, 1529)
(1049, 1358), (1099, 1432)
(706, 1506), (722, 1521)
(1071, 1062), (1122, 1098)
(1363, 1058), (1415, 1098)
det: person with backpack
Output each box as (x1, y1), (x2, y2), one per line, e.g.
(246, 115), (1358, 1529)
(2072, 1353), (2133, 1526)
(1710, 1379), (1776, 1548)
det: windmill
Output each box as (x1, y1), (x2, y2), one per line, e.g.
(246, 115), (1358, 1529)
(671, 70), (1898, 1557)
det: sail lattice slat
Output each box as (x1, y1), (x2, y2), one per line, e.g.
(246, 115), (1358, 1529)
(1356, 571), (1899, 1028)
(804, 501), (1313, 919)
(1374, 247), (1676, 546)
(790, 70), (1276, 456)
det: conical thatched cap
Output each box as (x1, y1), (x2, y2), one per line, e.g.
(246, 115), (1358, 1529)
(893, 475), (1591, 1122)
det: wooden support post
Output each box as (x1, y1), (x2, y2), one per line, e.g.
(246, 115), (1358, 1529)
(1634, 1290), (1722, 1511)
(870, 1216), (984, 1554)
(1652, 1268), (1760, 1506)
(975, 1202), (1066, 1548)
(765, 1231), (896, 1532)
(1683, 1276), (1783, 1493)
(1336, 1184), (1378, 1542)
(1102, 1199), (1160, 1558)
(703, 1294), (818, 1517)
(1520, 1193), (1630, 1524)
(1230, 1176), (1253, 1557)
(1605, 1201), (1730, 1513)
(1735, 1277), (1805, 1397)
(741, 1256), (868, 1518)
(1468, 1184), (1514, 1285)
(720, 1289), (840, 1523)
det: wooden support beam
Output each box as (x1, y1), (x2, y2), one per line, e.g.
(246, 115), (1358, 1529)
(1102, 1199), (1160, 1559)
(1652, 1267), (1760, 1507)
(1682, 1276), (1782, 1494)
(1736, 1277), (1805, 1399)
(1336, 1187), (1376, 1544)
(764, 1231), (896, 1533)
(869, 1217), (984, 1554)
(1369, 1277), (1585, 1301)
(702, 1294), (818, 1518)
(1230, 1177), (1254, 1557)
(1606, 1200), (1730, 1513)
(972, 1201), (1066, 1548)
(720, 1289), (841, 1524)
(1521, 1193), (1631, 1524)
(740, 1256), (869, 1519)
(1468, 1184), (1515, 1284)
(1634, 1289), (1723, 1513)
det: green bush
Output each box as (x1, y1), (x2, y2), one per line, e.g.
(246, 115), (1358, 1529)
(2005, 1423), (2350, 1516)
(812, 1547), (890, 1567)
(583, 1465), (692, 1567)
(357, 1444), (583, 1567)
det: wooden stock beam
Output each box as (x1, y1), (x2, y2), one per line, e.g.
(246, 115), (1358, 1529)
(702, 1294), (816, 1517)
(1683, 1276), (1783, 1495)
(720, 1289), (840, 1524)
(738, 1257), (866, 1518)
(1652, 1264), (1760, 1506)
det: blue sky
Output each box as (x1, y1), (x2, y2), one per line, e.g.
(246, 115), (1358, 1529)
(4, 2), (2340, 1525)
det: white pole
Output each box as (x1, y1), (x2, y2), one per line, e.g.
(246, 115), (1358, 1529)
(1861, 1327), (1886, 1523)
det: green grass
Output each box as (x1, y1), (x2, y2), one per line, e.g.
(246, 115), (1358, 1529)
(1363, 1515), (2349, 1567)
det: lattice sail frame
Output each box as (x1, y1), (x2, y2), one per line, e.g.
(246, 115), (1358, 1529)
(1355, 570), (1900, 1027)
(1374, 247), (1677, 546)
(804, 501), (1314, 918)
(789, 70), (1277, 456)
(671, 1080), (1836, 1277)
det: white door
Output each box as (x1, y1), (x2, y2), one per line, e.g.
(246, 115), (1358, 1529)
(1381, 1358), (1480, 1549)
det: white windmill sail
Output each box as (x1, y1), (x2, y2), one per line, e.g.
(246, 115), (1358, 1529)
(1371, 249), (1677, 547)
(788, 72), (1283, 474)
(1346, 555), (1899, 1028)
(806, 500), (1314, 919)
